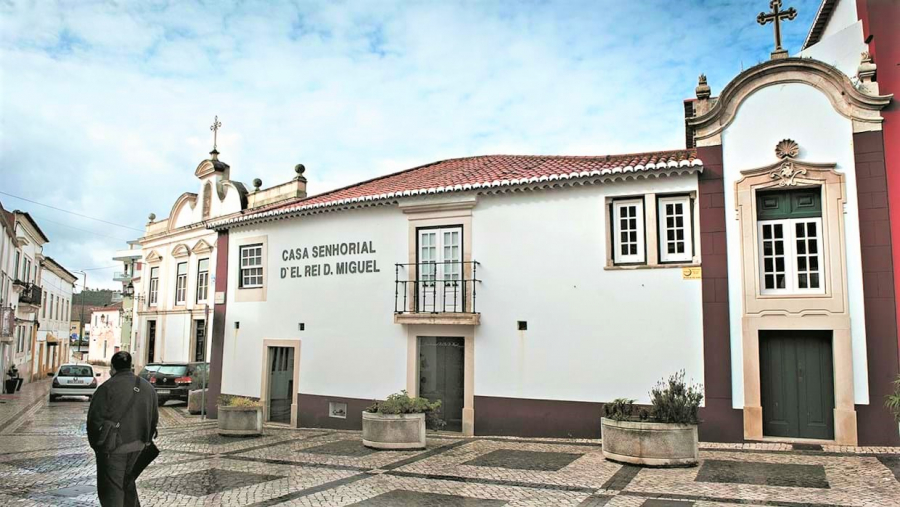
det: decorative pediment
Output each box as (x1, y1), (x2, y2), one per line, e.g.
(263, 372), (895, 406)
(145, 250), (163, 264)
(195, 158), (230, 179)
(737, 140), (838, 190)
(191, 239), (214, 255)
(171, 244), (191, 258)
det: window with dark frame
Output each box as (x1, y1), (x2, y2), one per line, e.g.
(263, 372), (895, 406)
(239, 244), (263, 288)
(756, 187), (824, 294)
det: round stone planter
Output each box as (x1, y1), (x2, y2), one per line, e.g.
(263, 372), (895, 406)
(362, 411), (426, 450)
(217, 405), (263, 436)
(601, 417), (699, 467)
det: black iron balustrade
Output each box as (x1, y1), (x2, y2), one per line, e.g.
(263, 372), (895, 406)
(18, 283), (42, 307)
(394, 261), (480, 314)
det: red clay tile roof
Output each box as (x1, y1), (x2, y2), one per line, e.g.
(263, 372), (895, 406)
(212, 149), (701, 228)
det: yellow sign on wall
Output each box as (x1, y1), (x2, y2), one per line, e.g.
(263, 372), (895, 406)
(682, 267), (702, 280)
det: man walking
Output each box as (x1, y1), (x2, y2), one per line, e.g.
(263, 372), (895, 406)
(87, 351), (158, 506)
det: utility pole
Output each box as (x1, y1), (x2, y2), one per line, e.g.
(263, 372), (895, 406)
(75, 271), (87, 358)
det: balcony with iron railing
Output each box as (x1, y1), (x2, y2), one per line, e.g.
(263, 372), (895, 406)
(18, 283), (42, 308)
(394, 261), (480, 326)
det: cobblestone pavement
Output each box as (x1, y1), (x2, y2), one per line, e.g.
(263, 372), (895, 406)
(0, 386), (898, 506)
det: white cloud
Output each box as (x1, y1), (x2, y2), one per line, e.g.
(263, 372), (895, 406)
(0, 0), (821, 288)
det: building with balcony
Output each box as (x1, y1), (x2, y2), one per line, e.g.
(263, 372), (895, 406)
(35, 257), (76, 378)
(5, 209), (48, 383)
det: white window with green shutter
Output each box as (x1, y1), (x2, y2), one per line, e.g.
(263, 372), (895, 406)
(757, 188), (824, 295)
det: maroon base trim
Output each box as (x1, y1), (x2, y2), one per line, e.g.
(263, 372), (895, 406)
(297, 393), (373, 431)
(474, 395), (602, 439)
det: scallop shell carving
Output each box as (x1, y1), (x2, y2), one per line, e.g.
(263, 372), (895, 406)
(775, 139), (799, 159)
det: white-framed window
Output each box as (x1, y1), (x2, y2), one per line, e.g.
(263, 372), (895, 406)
(658, 195), (693, 263)
(612, 199), (646, 264)
(175, 262), (187, 305)
(196, 258), (209, 303)
(757, 188), (824, 295)
(240, 244), (264, 288)
(149, 267), (159, 306)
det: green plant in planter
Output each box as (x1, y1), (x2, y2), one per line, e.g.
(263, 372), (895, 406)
(366, 390), (441, 414)
(218, 394), (262, 408)
(604, 398), (636, 421)
(886, 374), (900, 422)
(649, 370), (703, 424)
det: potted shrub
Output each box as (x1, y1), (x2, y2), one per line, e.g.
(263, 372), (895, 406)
(362, 390), (441, 450)
(217, 395), (263, 436)
(601, 371), (702, 467)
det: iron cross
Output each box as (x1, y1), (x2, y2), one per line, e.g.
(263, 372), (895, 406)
(209, 115), (222, 151)
(757, 0), (797, 53)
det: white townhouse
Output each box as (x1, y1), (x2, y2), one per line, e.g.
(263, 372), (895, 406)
(0, 201), (21, 384)
(134, 147), (306, 368)
(195, 8), (900, 446)
(88, 305), (122, 363)
(5, 210), (48, 384)
(35, 257), (76, 377)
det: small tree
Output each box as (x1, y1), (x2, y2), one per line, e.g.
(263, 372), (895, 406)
(886, 375), (900, 423)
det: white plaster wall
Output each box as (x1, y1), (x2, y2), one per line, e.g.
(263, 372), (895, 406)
(820, 0), (858, 39)
(800, 21), (867, 78)
(473, 178), (704, 404)
(221, 207), (409, 400)
(38, 268), (74, 341)
(221, 175), (704, 406)
(721, 82), (869, 406)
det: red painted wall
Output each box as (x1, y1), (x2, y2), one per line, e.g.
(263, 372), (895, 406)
(696, 144), (744, 442)
(858, 0), (900, 366)
(205, 230), (229, 419)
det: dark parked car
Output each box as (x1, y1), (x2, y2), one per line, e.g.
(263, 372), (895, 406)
(148, 362), (209, 406)
(138, 363), (161, 381)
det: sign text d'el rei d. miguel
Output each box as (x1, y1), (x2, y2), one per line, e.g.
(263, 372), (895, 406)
(280, 241), (380, 279)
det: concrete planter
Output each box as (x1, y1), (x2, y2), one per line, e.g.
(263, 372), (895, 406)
(217, 406), (263, 436)
(362, 411), (426, 450)
(601, 417), (698, 467)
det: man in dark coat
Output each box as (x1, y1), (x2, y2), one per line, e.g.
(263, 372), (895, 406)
(87, 351), (158, 507)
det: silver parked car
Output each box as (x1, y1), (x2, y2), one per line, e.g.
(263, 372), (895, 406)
(49, 363), (101, 401)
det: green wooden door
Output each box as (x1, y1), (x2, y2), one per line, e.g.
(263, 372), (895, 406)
(418, 337), (464, 432)
(760, 330), (834, 440)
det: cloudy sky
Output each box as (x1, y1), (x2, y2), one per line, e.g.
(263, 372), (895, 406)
(0, 0), (818, 290)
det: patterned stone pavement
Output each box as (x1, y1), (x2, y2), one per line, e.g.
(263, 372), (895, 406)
(0, 384), (898, 506)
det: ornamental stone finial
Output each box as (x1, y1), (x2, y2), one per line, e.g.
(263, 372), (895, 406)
(252, 178), (262, 191)
(294, 163), (307, 182)
(148, 213), (156, 222)
(696, 74), (711, 99)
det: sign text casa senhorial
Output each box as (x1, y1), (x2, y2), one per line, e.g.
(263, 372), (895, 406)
(280, 241), (380, 279)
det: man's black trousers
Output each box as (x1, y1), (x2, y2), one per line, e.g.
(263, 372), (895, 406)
(96, 451), (142, 507)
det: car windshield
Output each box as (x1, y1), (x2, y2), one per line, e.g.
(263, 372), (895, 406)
(157, 365), (188, 376)
(142, 365), (161, 373)
(58, 365), (93, 378)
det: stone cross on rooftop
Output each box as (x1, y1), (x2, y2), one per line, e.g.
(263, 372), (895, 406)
(209, 115), (222, 158)
(757, 0), (797, 60)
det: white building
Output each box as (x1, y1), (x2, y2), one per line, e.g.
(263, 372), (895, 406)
(196, 11), (900, 445)
(35, 257), (76, 377)
(0, 201), (21, 385)
(88, 305), (122, 363)
(112, 241), (142, 359)
(133, 146), (307, 368)
(7, 210), (48, 383)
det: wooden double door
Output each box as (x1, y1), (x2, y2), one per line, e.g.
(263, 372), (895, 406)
(759, 330), (835, 440)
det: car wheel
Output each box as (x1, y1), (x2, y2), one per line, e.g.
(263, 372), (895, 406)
(49, 395), (58, 402)
(158, 398), (167, 407)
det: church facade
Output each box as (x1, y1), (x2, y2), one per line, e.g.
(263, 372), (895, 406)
(193, 2), (900, 445)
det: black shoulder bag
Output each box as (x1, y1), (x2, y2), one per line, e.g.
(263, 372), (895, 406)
(94, 376), (142, 453)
